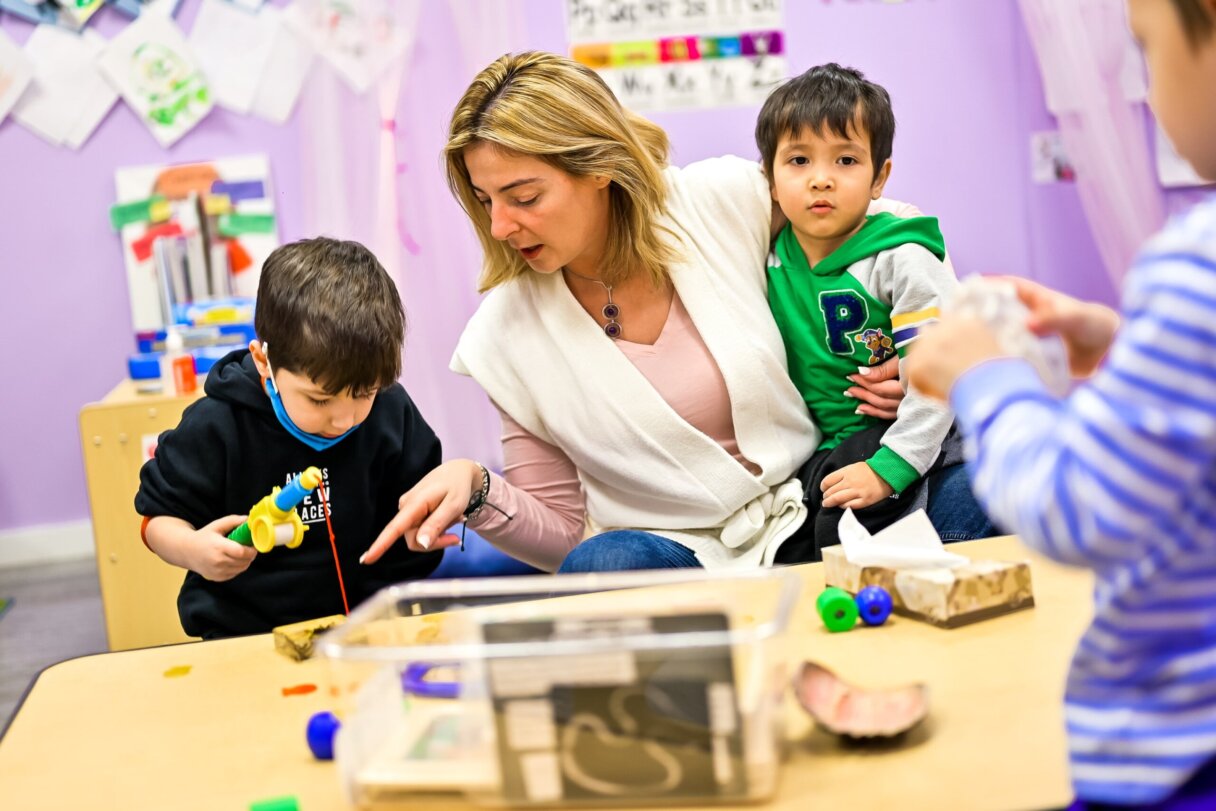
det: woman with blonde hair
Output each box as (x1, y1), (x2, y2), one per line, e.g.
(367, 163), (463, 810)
(361, 51), (990, 573)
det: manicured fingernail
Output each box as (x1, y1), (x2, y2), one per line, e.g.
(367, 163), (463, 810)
(418, 534), (431, 550)
(842, 390), (854, 398)
(854, 407), (863, 415)
(358, 553), (368, 564)
(857, 366), (871, 376)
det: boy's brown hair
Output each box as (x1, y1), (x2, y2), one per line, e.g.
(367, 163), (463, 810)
(254, 237), (404, 396)
(1170, 0), (1216, 44)
(755, 63), (895, 183)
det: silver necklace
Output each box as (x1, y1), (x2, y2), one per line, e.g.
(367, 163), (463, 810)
(564, 267), (622, 339)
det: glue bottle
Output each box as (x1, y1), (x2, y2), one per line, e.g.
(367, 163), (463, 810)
(161, 329), (197, 395)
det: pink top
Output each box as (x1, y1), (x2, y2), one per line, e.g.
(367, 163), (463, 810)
(469, 294), (758, 571)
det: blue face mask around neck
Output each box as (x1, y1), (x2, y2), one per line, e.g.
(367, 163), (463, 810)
(261, 345), (359, 452)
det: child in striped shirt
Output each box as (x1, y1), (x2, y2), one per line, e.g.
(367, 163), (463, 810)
(908, 0), (1216, 806)
(756, 64), (963, 562)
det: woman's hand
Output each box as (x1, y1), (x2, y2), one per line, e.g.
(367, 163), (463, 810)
(361, 460), (482, 564)
(846, 356), (904, 420)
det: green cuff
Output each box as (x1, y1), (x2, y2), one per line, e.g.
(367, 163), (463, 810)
(865, 446), (921, 494)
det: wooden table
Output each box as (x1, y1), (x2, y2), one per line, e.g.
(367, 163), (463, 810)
(0, 536), (1091, 811)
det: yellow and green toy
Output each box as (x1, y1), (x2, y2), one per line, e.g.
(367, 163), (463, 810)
(228, 467), (323, 553)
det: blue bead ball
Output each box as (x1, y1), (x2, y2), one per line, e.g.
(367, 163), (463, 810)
(856, 585), (894, 626)
(306, 711), (341, 760)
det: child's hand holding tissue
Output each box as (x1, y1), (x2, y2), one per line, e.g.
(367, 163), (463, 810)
(907, 276), (1074, 401)
(994, 276), (1119, 378)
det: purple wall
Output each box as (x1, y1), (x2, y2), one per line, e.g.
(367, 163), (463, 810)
(0, 1), (305, 533)
(0, 0), (1135, 534)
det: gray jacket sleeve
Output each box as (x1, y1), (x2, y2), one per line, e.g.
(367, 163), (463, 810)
(862, 243), (960, 483)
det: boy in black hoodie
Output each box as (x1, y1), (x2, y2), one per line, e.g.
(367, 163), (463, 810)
(136, 237), (442, 639)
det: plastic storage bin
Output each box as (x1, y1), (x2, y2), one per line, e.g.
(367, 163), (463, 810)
(318, 567), (803, 808)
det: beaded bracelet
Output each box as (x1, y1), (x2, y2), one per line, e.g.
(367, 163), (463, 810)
(463, 462), (491, 522)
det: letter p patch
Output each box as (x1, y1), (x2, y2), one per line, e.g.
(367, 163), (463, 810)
(819, 291), (869, 355)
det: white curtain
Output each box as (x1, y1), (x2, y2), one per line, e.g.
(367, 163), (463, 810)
(1018, 0), (1165, 287)
(297, 1), (529, 466)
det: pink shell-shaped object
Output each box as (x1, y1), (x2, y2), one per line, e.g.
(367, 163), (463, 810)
(793, 660), (929, 738)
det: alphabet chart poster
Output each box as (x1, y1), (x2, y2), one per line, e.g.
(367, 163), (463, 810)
(566, 0), (786, 111)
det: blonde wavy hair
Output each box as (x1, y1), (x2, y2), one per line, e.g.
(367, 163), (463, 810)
(445, 51), (676, 292)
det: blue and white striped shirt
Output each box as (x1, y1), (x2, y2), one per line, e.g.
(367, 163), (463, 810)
(951, 197), (1216, 806)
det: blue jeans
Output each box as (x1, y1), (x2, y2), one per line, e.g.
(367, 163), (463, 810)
(557, 530), (702, 573)
(925, 463), (998, 542)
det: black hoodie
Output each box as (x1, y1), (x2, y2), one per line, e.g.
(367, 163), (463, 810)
(135, 350), (442, 639)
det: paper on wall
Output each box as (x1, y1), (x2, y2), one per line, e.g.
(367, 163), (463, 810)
(144, 0), (183, 16)
(13, 26), (117, 148)
(248, 6), (315, 124)
(114, 154), (277, 331)
(97, 13), (213, 147)
(283, 0), (417, 94)
(188, 0), (276, 114)
(1029, 130), (1076, 185)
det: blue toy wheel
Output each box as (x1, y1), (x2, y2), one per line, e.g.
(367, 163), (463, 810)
(856, 585), (894, 626)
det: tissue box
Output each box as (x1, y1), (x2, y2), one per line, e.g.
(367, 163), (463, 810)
(822, 546), (1034, 628)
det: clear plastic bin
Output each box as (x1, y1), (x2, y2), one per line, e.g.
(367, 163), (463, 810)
(317, 567), (803, 808)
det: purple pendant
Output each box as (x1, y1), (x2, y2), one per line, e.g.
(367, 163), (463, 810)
(601, 300), (621, 338)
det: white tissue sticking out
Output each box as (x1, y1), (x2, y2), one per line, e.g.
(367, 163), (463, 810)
(947, 277), (1071, 397)
(839, 508), (968, 569)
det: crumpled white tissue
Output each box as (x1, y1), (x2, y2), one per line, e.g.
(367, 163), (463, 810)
(947, 276), (1071, 397)
(839, 508), (969, 569)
